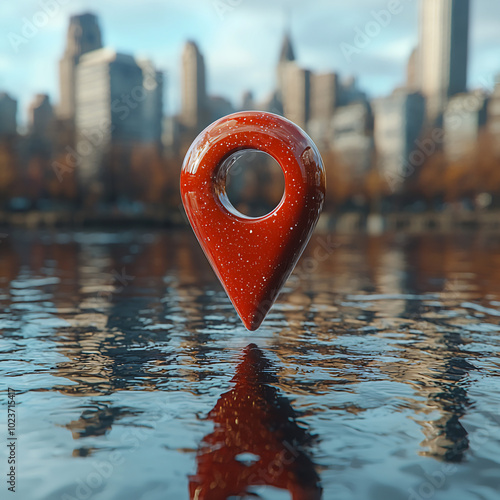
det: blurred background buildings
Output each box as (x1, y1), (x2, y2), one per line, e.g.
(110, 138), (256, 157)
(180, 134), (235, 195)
(0, 0), (499, 223)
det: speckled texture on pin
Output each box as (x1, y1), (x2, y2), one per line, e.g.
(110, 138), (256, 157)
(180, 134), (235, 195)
(180, 111), (326, 330)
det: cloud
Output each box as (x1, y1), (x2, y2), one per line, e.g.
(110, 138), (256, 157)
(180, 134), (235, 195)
(0, 0), (498, 125)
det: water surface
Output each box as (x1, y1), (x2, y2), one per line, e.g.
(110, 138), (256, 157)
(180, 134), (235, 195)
(1, 229), (499, 499)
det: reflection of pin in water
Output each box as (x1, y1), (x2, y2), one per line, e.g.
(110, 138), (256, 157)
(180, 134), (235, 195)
(189, 343), (322, 500)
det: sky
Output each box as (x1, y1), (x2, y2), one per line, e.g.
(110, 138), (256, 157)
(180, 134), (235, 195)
(0, 0), (499, 126)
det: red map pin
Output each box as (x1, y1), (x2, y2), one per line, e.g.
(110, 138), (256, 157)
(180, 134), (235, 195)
(180, 111), (325, 330)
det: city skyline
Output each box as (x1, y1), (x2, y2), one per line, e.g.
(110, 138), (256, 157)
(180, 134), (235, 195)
(0, 0), (500, 214)
(1, 0), (499, 126)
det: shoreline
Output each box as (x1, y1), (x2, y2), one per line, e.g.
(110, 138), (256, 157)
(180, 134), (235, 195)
(1, 209), (500, 234)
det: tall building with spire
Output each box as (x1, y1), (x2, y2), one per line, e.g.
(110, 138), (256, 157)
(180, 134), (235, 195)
(276, 31), (295, 101)
(58, 13), (102, 121)
(406, 47), (419, 91)
(180, 41), (208, 132)
(417, 0), (469, 124)
(275, 31), (310, 130)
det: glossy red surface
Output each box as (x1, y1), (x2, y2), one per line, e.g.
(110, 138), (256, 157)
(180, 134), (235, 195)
(189, 343), (322, 500)
(180, 111), (325, 330)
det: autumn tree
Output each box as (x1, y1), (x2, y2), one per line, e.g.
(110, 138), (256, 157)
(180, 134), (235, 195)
(0, 138), (17, 207)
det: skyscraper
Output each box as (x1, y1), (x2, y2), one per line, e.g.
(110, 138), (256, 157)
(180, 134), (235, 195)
(28, 94), (54, 137)
(309, 73), (338, 124)
(180, 41), (207, 131)
(406, 47), (419, 91)
(417, 0), (469, 124)
(444, 90), (489, 161)
(0, 93), (17, 136)
(308, 72), (339, 148)
(58, 13), (103, 121)
(241, 90), (255, 111)
(373, 89), (425, 190)
(276, 31), (295, 100)
(275, 31), (310, 130)
(136, 58), (164, 144)
(208, 96), (235, 122)
(331, 101), (374, 177)
(281, 64), (310, 130)
(75, 48), (145, 188)
(488, 78), (500, 157)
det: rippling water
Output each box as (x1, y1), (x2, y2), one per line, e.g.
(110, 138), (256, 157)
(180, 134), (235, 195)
(1, 229), (499, 500)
